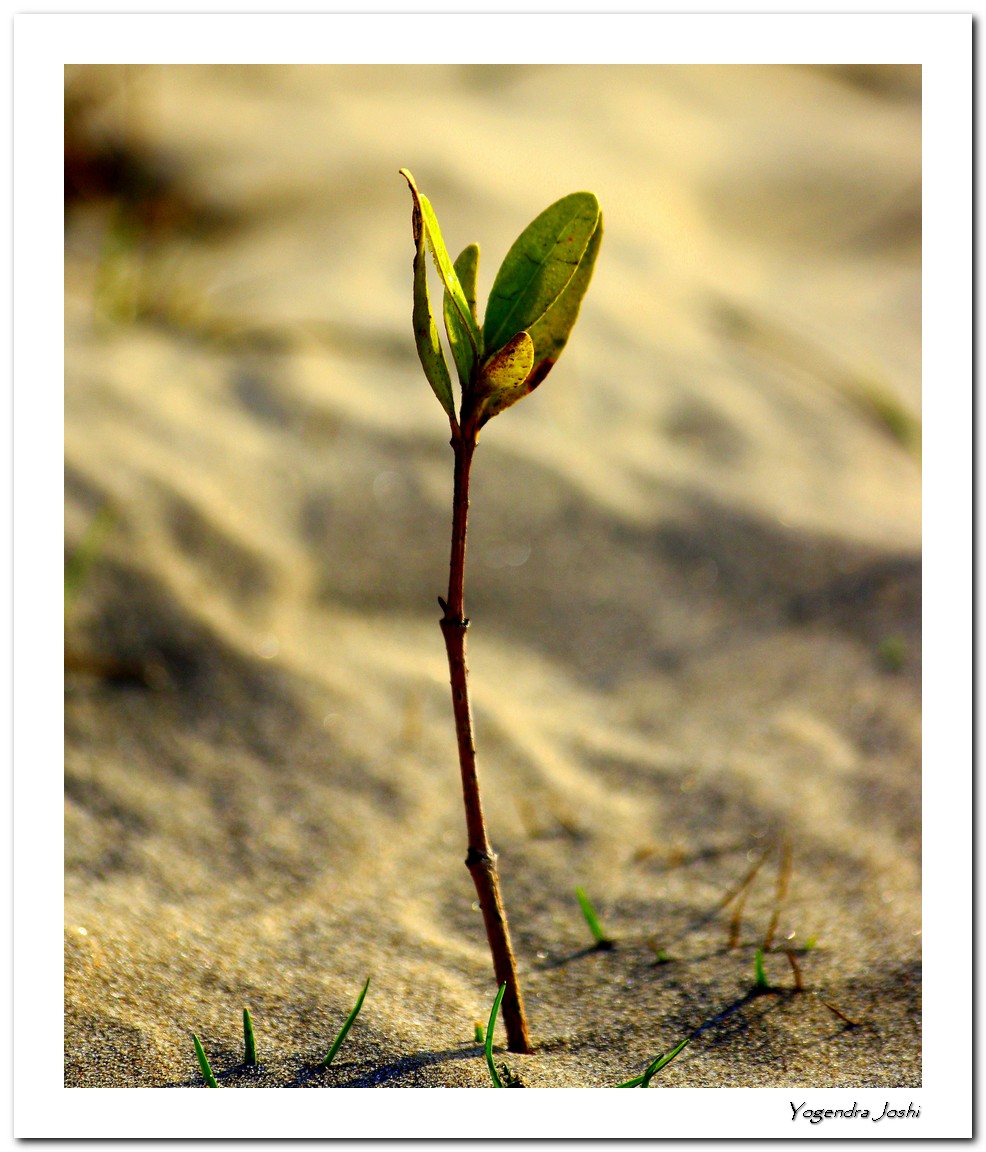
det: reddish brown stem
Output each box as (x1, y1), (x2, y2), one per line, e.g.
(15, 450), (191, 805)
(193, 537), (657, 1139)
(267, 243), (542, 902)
(439, 432), (532, 1054)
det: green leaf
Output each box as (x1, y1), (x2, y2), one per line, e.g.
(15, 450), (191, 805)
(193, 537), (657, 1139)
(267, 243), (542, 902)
(484, 191), (600, 356)
(525, 213), (602, 391)
(399, 169), (455, 422)
(615, 1037), (689, 1087)
(640, 1037), (690, 1086)
(453, 243), (480, 326)
(472, 331), (535, 427)
(192, 1033), (218, 1087)
(419, 194), (482, 360)
(319, 976), (370, 1069)
(243, 1007), (257, 1066)
(485, 983), (507, 1087)
(444, 243), (481, 387)
(575, 884), (612, 948)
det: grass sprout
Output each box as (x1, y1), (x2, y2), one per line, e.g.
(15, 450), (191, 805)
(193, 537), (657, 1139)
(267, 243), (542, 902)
(243, 1007), (257, 1066)
(616, 1037), (690, 1087)
(485, 983), (507, 1087)
(474, 1021), (485, 1044)
(576, 886), (614, 949)
(192, 1033), (218, 1087)
(754, 948), (770, 990)
(319, 977), (370, 1069)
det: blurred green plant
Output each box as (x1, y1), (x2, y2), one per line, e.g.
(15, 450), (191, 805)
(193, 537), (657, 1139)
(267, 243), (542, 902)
(877, 634), (907, 672)
(400, 168), (602, 1057)
(93, 208), (205, 332)
(576, 885), (614, 950)
(754, 947), (770, 991)
(64, 505), (151, 684)
(64, 505), (115, 617)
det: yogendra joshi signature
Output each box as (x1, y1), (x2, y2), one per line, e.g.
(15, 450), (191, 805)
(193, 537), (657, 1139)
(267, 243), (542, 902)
(791, 1101), (920, 1124)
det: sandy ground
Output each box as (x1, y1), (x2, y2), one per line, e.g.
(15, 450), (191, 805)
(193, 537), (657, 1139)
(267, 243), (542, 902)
(64, 64), (921, 1089)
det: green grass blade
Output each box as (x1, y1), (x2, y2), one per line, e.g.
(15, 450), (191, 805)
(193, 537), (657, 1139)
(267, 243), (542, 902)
(399, 169), (456, 422)
(319, 976), (370, 1069)
(484, 191), (599, 356)
(615, 1036), (689, 1087)
(192, 1033), (218, 1087)
(576, 886), (611, 946)
(243, 1007), (257, 1066)
(754, 948), (769, 989)
(485, 983), (507, 1087)
(640, 1036), (690, 1085)
(474, 1021), (485, 1044)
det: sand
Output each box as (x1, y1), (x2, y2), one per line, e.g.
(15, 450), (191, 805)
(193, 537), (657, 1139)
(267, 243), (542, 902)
(64, 63), (921, 1091)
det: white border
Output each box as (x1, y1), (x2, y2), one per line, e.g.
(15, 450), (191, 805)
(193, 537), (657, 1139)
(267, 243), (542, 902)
(12, 10), (971, 1142)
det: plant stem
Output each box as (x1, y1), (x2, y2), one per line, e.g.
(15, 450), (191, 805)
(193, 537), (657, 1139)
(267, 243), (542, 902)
(439, 432), (532, 1054)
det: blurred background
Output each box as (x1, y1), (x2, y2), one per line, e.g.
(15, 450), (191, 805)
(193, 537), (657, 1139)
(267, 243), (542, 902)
(64, 65), (922, 1088)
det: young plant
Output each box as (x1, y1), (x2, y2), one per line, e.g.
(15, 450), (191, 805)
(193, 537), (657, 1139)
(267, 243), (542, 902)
(485, 982), (688, 1088)
(485, 982), (508, 1087)
(400, 169), (602, 1054)
(753, 947), (770, 991)
(576, 885), (614, 950)
(615, 1037), (690, 1087)
(318, 976), (370, 1069)
(242, 1007), (257, 1066)
(192, 1033), (218, 1087)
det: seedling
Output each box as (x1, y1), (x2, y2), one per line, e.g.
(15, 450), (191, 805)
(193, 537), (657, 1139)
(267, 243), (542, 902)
(484, 978), (688, 1088)
(192, 1033), (218, 1087)
(615, 1037), (690, 1087)
(400, 169), (602, 1054)
(753, 948), (770, 991)
(319, 976), (370, 1069)
(576, 886), (614, 950)
(242, 1007), (257, 1066)
(474, 1021), (485, 1045)
(485, 983), (507, 1087)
